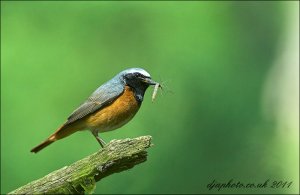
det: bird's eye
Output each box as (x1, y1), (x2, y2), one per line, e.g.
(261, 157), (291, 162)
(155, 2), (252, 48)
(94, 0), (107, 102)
(134, 72), (143, 77)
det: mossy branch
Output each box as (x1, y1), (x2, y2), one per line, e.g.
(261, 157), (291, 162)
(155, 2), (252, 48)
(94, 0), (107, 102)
(9, 135), (153, 194)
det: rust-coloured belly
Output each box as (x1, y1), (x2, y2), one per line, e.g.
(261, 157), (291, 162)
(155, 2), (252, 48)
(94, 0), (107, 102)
(84, 86), (140, 132)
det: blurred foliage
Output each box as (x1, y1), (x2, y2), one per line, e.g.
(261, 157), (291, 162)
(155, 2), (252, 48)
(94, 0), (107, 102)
(1, 1), (298, 194)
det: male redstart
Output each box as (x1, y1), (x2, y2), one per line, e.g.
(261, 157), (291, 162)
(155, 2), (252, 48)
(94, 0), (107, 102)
(31, 68), (159, 153)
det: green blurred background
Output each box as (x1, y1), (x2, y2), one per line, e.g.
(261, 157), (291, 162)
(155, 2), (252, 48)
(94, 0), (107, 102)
(1, 1), (299, 194)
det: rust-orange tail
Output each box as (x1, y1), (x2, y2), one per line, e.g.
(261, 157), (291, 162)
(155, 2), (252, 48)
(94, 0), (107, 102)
(30, 137), (55, 153)
(31, 123), (81, 153)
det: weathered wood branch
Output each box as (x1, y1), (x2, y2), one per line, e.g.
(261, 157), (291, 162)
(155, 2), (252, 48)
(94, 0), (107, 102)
(9, 135), (152, 194)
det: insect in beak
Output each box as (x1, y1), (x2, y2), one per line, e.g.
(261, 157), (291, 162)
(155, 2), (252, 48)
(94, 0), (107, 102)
(152, 83), (162, 102)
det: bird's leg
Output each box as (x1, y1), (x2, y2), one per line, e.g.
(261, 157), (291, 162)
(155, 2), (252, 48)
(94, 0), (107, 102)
(95, 136), (106, 148)
(92, 132), (106, 148)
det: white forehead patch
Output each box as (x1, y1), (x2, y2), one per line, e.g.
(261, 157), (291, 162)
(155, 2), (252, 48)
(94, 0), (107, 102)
(126, 68), (151, 77)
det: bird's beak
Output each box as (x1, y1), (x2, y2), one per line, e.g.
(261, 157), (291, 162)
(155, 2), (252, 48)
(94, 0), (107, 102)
(142, 78), (158, 85)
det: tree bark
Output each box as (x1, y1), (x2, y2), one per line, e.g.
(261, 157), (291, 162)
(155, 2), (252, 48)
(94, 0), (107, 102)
(9, 135), (152, 194)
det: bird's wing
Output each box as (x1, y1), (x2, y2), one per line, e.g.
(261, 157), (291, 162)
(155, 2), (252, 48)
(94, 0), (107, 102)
(64, 80), (125, 125)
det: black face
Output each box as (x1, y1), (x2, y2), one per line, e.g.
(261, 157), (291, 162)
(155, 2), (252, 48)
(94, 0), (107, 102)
(124, 72), (156, 103)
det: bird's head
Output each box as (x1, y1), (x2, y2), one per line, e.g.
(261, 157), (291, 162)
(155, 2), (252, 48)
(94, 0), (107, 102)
(122, 68), (157, 88)
(120, 68), (158, 102)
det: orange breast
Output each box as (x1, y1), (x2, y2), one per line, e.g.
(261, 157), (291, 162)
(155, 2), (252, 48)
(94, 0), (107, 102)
(84, 85), (140, 132)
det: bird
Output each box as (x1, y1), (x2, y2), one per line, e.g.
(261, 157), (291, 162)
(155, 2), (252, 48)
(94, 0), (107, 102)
(31, 68), (159, 153)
